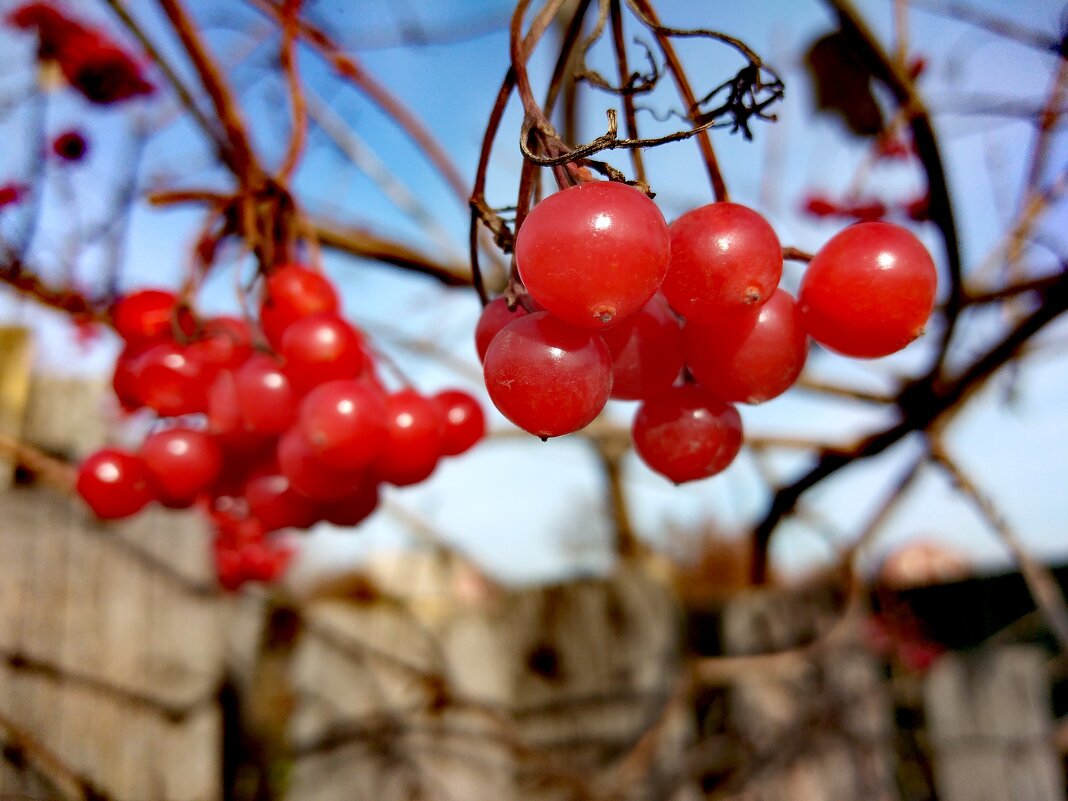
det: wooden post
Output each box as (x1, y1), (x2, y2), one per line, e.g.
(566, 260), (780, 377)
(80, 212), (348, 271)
(924, 645), (1065, 801)
(718, 582), (897, 801)
(0, 358), (226, 801)
(282, 558), (693, 801)
(0, 326), (33, 488)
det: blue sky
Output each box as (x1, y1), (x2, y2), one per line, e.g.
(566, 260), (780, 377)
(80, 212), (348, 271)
(1, 0), (1066, 584)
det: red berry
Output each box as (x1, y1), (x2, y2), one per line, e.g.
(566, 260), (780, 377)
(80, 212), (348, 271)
(297, 379), (388, 471)
(601, 293), (684, 401)
(111, 341), (152, 411)
(317, 481), (381, 527)
(139, 427), (222, 508)
(110, 289), (192, 346)
(52, 130), (87, 162)
(277, 426), (372, 501)
(76, 448), (155, 519)
(244, 472), (320, 531)
(661, 202), (782, 323)
(187, 316), (253, 376)
(214, 545), (246, 591)
(375, 389), (444, 486)
(280, 312), (367, 394)
(475, 296), (534, 363)
(798, 221), (937, 358)
(208, 354), (297, 438)
(239, 540), (290, 583)
(259, 264), (339, 349)
(433, 390), (485, 456)
(483, 311), (612, 438)
(684, 288), (808, 404)
(515, 181), (669, 328)
(133, 341), (208, 417)
(632, 385), (743, 483)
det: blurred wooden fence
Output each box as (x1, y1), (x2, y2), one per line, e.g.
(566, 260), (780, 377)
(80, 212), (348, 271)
(0, 360), (1064, 801)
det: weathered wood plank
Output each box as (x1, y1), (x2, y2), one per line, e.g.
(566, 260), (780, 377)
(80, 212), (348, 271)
(925, 646), (1064, 801)
(0, 487), (225, 800)
(719, 583), (897, 801)
(0, 326), (33, 488)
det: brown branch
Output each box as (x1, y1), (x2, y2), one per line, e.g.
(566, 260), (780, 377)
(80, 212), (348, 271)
(825, 0), (963, 377)
(929, 443), (1068, 652)
(247, 0), (469, 204)
(792, 377), (896, 404)
(100, 0), (226, 153)
(585, 426), (644, 560)
(609, 0), (647, 184)
(782, 246), (814, 262)
(0, 709), (109, 801)
(0, 261), (107, 324)
(0, 432), (76, 491)
(625, 0), (729, 201)
(0, 647), (212, 723)
(277, 0), (308, 181)
(964, 271), (1068, 305)
(750, 269), (1068, 583)
(312, 218), (471, 285)
(156, 0), (265, 189)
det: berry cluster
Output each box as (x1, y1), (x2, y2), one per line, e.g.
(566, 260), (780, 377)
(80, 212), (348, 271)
(77, 265), (485, 590)
(479, 181), (936, 484)
(7, 3), (154, 106)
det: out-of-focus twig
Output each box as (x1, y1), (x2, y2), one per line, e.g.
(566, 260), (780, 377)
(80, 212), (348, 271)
(929, 443), (1068, 652)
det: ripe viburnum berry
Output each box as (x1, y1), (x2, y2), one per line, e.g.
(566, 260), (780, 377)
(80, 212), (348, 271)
(433, 390), (485, 456)
(139, 427), (223, 508)
(798, 221), (937, 358)
(374, 389), (445, 486)
(684, 289), (808, 405)
(661, 202), (782, 322)
(76, 448), (155, 519)
(601, 293), (684, 401)
(259, 264), (339, 349)
(52, 130), (87, 162)
(515, 181), (669, 329)
(483, 311), (612, 438)
(632, 385), (743, 484)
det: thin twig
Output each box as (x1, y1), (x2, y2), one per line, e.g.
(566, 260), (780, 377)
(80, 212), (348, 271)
(157, 0), (265, 189)
(929, 443), (1068, 652)
(277, 0), (308, 181)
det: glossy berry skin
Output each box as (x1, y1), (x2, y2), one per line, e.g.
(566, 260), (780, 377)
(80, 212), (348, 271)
(244, 472), (320, 531)
(483, 311), (612, 438)
(375, 389), (445, 486)
(187, 316), (253, 376)
(601, 293), (684, 401)
(475, 296), (534, 363)
(209, 354), (297, 439)
(661, 203), (783, 323)
(277, 427), (372, 501)
(259, 264), (339, 349)
(280, 312), (367, 394)
(139, 427), (223, 508)
(317, 481), (380, 527)
(684, 288), (808, 404)
(76, 448), (155, 519)
(111, 341), (152, 411)
(515, 181), (669, 328)
(133, 342), (209, 416)
(433, 390), (485, 456)
(297, 379), (388, 471)
(632, 385), (743, 483)
(111, 289), (192, 346)
(798, 222), (937, 358)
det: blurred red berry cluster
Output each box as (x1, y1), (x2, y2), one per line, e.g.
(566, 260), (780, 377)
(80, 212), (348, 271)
(7, 2), (153, 105)
(77, 267), (486, 591)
